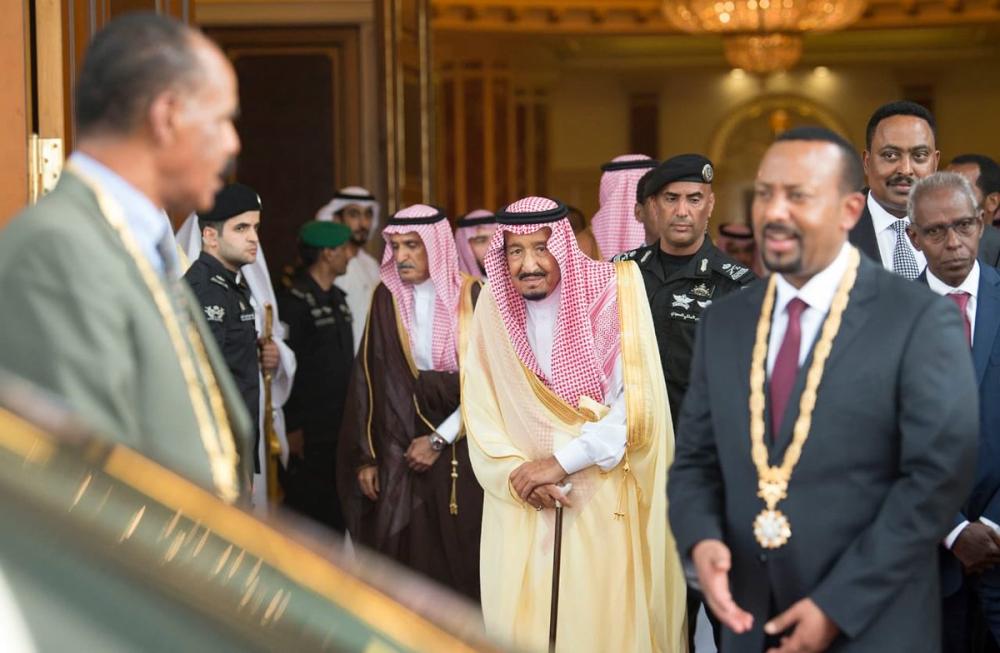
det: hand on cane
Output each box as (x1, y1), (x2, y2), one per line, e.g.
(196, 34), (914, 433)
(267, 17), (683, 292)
(528, 484), (573, 510)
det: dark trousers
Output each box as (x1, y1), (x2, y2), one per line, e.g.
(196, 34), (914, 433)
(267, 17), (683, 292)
(688, 586), (721, 651)
(944, 570), (1000, 653)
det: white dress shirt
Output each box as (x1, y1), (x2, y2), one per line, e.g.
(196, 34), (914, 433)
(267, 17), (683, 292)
(926, 262), (979, 344)
(410, 278), (462, 443)
(868, 191), (926, 274)
(525, 283), (628, 475)
(71, 152), (176, 276)
(925, 262), (995, 547)
(767, 242), (852, 374)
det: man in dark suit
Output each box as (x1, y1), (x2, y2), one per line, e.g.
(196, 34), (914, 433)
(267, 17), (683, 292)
(907, 171), (1000, 652)
(668, 127), (979, 652)
(849, 101), (938, 279)
(949, 154), (1000, 266)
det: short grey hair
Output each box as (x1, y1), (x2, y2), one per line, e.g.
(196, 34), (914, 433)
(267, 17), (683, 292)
(908, 172), (979, 223)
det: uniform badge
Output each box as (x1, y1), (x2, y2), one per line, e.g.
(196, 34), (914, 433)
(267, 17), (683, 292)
(310, 308), (324, 318)
(640, 250), (653, 265)
(728, 265), (750, 281)
(691, 282), (713, 298)
(702, 163), (714, 183)
(204, 305), (225, 322)
(722, 263), (731, 270)
(672, 294), (694, 310)
(239, 301), (247, 311)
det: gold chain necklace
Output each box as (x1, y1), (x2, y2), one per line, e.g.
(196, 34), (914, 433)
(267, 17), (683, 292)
(748, 247), (860, 548)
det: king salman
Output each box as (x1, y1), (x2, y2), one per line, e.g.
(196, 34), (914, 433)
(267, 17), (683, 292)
(336, 203), (484, 601)
(463, 196), (687, 652)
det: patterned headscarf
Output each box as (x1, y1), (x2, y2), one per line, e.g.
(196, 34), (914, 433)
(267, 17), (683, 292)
(381, 204), (462, 372)
(315, 186), (381, 239)
(484, 197), (620, 406)
(454, 209), (497, 279)
(590, 154), (658, 259)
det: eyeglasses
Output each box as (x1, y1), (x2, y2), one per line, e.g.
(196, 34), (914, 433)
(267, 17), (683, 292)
(909, 217), (981, 244)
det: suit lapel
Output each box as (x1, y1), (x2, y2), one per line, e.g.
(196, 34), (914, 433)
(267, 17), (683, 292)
(973, 266), (1000, 385)
(771, 255), (878, 456)
(848, 197), (881, 264)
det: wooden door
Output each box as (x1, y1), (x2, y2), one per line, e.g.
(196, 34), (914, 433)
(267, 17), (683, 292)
(205, 26), (364, 283)
(379, 0), (433, 214)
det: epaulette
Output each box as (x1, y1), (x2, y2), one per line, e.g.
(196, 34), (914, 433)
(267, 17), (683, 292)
(289, 287), (316, 307)
(716, 261), (753, 283)
(209, 274), (230, 289)
(612, 246), (653, 265)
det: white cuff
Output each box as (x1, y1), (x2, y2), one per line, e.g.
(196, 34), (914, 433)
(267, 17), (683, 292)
(435, 409), (462, 444)
(980, 517), (1000, 534)
(944, 520), (971, 549)
(553, 439), (594, 476)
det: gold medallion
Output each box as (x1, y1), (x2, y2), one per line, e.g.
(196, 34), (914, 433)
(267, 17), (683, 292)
(754, 509), (791, 549)
(747, 247), (860, 549)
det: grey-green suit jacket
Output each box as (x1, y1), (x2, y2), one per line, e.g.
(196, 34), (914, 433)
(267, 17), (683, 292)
(0, 171), (252, 496)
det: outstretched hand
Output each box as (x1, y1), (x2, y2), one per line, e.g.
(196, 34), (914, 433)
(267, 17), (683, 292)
(691, 539), (754, 634)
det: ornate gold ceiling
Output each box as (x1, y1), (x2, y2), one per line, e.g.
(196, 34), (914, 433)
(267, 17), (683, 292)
(432, 0), (1000, 33)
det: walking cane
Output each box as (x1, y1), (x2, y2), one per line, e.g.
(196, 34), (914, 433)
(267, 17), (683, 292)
(548, 482), (573, 653)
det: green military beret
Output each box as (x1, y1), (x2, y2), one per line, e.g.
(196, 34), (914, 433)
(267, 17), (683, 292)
(299, 221), (351, 248)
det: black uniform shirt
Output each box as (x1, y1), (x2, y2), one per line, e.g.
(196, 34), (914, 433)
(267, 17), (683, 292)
(614, 237), (757, 426)
(184, 251), (261, 461)
(277, 272), (355, 442)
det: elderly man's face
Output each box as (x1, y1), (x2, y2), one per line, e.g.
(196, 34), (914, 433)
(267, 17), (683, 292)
(389, 231), (429, 284)
(753, 140), (864, 288)
(864, 115), (939, 216)
(157, 36), (241, 216)
(907, 186), (983, 288)
(504, 228), (561, 301)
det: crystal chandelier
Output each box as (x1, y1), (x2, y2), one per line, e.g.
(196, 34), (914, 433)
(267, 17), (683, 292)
(663, 0), (866, 73)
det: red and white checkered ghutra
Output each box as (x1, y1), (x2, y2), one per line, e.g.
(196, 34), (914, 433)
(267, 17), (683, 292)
(380, 204), (462, 372)
(484, 196), (621, 406)
(590, 154), (657, 259)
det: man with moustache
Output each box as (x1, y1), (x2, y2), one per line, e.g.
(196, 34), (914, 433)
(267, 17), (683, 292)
(669, 127), (978, 652)
(616, 154), (755, 426)
(337, 205), (483, 600)
(906, 172), (1000, 651)
(317, 187), (381, 351)
(0, 13), (250, 501)
(464, 196), (686, 652)
(185, 183), (280, 477)
(849, 101), (938, 278)
(948, 154), (1000, 266)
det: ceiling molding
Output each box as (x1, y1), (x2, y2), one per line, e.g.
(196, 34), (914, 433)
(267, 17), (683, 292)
(431, 0), (1000, 33)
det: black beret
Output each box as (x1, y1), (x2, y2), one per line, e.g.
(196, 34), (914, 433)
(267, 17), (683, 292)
(643, 154), (714, 198)
(197, 183), (261, 227)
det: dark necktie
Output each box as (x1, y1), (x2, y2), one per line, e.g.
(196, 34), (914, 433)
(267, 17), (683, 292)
(947, 291), (972, 346)
(770, 297), (808, 439)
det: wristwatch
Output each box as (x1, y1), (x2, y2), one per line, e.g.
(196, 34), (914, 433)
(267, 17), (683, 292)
(429, 433), (448, 451)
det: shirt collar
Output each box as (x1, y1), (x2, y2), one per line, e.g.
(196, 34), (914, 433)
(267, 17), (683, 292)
(867, 190), (908, 232)
(774, 242), (852, 316)
(926, 260), (980, 299)
(197, 251), (239, 285)
(70, 152), (172, 273)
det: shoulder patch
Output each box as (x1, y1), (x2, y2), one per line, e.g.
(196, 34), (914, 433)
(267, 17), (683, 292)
(716, 260), (753, 283)
(611, 250), (637, 262)
(204, 305), (225, 322)
(209, 274), (229, 289)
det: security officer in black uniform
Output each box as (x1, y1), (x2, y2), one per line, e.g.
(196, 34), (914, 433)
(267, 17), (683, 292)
(185, 183), (273, 472)
(616, 154), (756, 647)
(277, 221), (356, 532)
